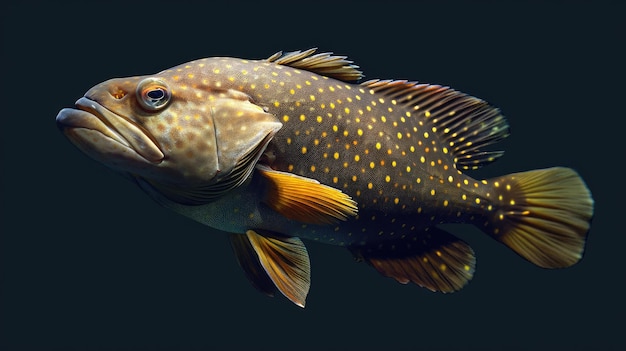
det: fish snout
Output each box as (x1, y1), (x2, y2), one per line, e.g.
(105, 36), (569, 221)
(56, 98), (165, 165)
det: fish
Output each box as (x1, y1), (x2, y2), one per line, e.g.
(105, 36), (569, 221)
(56, 48), (594, 307)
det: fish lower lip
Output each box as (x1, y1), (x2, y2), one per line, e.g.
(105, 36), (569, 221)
(56, 97), (164, 163)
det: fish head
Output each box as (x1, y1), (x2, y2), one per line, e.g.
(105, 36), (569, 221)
(56, 74), (282, 204)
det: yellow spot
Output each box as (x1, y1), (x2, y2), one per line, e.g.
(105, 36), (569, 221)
(283, 115), (289, 122)
(385, 175), (391, 182)
(354, 155), (360, 162)
(329, 86), (335, 92)
(330, 102), (336, 109)
(286, 138), (292, 145)
(301, 147), (307, 154)
(333, 125), (338, 132)
(391, 161), (397, 167)
(475, 198), (481, 204)
(375, 142), (382, 150)
(510, 199), (516, 205)
(316, 115), (323, 123)
(430, 189), (436, 196)
(343, 130), (349, 137)
(420, 156), (425, 163)
(394, 198), (400, 205)
(397, 132), (403, 139)
(423, 132), (429, 138)
(368, 182), (373, 189)
(406, 166), (411, 172)
(506, 184), (512, 191)
(333, 152), (340, 160)
(289, 89), (295, 95)
(443, 200), (449, 206)
(369, 162), (375, 169)
(357, 128), (363, 136)
(425, 111), (431, 117)
(462, 194), (467, 200)
(299, 114), (306, 121)
(344, 107), (350, 114)
(333, 176), (338, 184)
(448, 176), (454, 183)
(310, 165), (316, 172)
(288, 164), (294, 171)
(310, 95), (316, 101)
(494, 181), (500, 187)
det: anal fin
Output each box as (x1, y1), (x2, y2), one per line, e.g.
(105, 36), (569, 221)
(257, 164), (358, 224)
(230, 230), (311, 307)
(351, 227), (476, 293)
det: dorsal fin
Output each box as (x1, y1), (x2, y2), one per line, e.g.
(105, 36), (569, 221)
(361, 80), (510, 170)
(266, 48), (364, 82)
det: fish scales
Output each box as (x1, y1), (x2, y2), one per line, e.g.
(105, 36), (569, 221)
(164, 57), (490, 242)
(56, 49), (594, 307)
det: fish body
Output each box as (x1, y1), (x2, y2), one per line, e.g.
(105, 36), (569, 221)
(56, 49), (594, 307)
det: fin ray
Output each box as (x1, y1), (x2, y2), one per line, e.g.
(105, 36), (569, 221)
(244, 230), (311, 307)
(351, 227), (476, 293)
(267, 48), (364, 82)
(229, 233), (277, 297)
(484, 167), (594, 268)
(361, 80), (510, 170)
(257, 164), (358, 224)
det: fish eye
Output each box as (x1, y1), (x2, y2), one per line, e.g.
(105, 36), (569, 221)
(136, 78), (171, 112)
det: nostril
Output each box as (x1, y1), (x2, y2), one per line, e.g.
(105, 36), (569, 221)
(110, 88), (127, 99)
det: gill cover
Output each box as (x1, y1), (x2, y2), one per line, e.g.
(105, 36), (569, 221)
(150, 90), (282, 205)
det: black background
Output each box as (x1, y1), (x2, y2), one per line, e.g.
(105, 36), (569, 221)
(2, 1), (623, 350)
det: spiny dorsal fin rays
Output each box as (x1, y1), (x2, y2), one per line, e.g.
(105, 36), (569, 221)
(361, 79), (510, 170)
(267, 48), (364, 82)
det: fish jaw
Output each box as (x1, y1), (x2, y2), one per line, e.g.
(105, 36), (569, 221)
(56, 97), (165, 170)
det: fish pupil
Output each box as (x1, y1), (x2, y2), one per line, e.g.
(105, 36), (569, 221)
(146, 88), (165, 102)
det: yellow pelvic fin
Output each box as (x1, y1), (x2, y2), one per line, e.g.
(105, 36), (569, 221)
(351, 227), (476, 293)
(485, 167), (594, 268)
(244, 230), (311, 308)
(256, 164), (358, 225)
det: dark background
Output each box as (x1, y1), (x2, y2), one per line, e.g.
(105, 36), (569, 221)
(2, 1), (623, 350)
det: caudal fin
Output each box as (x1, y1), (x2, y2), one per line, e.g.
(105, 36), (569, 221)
(484, 167), (594, 268)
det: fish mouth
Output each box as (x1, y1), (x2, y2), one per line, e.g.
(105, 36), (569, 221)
(56, 97), (164, 164)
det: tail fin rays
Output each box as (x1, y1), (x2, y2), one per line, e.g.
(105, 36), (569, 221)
(485, 167), (593, 268)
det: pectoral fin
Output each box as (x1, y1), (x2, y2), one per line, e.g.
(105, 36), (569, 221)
(230, 229), (311, 307)
(256, 164), (358, 224)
